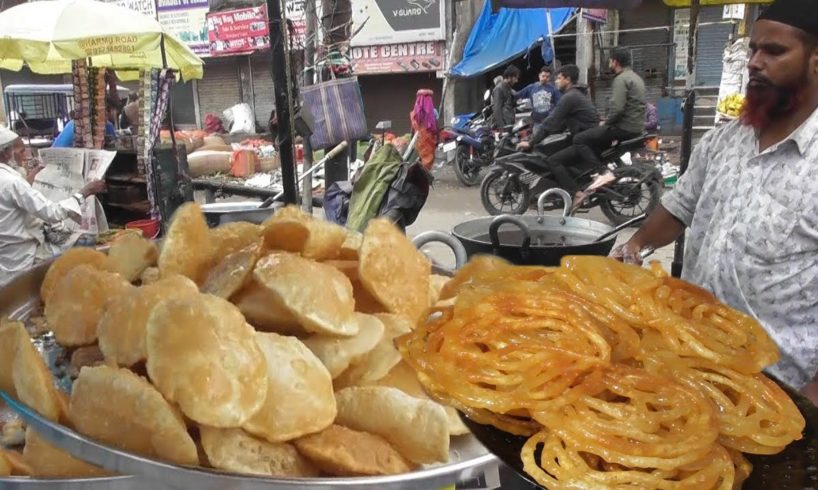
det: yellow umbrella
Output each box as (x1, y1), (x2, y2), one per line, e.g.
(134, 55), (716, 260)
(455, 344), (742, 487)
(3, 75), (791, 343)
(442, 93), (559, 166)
(0, 0), (204, 80)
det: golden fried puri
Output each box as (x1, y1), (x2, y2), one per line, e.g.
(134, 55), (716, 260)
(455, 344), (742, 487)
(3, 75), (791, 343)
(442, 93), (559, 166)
(358, 219), (431, 322)
(68, 365), (198, 465)
(242, 333), (336, 443)
(157, 202), (211, 283)
(23, 429), (108, 477)
(199, 426), (318, 477)
(146, 294), (267, 427)
(334, 386), (450, 465)
(97, 275), (199, 367)
(294, 424), (413, 476)
(40, 248), (114, 305)
(253, 253), (359, 336)
(45, 265), (132, 346)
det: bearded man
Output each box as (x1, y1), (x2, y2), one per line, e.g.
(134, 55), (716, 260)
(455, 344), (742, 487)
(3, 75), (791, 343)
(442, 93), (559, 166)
(612, 0), (818, 402)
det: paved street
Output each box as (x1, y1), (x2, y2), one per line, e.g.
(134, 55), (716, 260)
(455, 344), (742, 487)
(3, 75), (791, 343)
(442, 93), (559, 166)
(407, 165), (676, 272)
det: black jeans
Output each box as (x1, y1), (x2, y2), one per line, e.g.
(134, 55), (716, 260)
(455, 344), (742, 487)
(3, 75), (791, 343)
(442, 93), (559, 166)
(546, 145), (581, 194)
(573, 125), (642, 170)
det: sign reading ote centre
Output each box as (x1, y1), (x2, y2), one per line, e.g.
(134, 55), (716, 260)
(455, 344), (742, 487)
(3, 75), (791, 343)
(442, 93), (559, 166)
(351, 41), (444, 74)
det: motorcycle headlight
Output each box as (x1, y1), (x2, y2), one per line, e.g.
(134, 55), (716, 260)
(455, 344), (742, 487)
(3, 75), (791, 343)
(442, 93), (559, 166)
(451, 117), (459, 125)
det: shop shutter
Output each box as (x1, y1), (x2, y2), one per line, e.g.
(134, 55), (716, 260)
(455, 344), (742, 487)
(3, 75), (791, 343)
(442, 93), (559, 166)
(196, 57), (241, 124)
(251, 55), (275, 130)
(694, 7), (733, 87)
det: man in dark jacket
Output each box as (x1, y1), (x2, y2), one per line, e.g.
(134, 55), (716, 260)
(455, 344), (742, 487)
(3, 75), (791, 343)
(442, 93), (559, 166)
(572, 47), (646, 169)
(492, 65), (520, 128)
(518, 65), (599, 150)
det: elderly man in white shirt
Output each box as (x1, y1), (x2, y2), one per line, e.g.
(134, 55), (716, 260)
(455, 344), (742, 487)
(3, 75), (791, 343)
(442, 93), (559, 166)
(0, 128), (105, 287)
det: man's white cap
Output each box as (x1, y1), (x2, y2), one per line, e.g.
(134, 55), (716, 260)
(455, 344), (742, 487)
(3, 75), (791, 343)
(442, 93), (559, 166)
(0, 126), (19, 150)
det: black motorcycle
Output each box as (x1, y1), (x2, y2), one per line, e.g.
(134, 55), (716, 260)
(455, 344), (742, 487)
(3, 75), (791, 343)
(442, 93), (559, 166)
(480, 133), (663, 226)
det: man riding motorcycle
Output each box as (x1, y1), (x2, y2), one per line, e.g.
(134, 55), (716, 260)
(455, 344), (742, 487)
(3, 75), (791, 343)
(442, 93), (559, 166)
(515, 65), (600, 199)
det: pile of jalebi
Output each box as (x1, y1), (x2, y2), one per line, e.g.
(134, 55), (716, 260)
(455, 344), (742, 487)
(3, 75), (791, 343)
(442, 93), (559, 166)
(397, 255), (805, 490)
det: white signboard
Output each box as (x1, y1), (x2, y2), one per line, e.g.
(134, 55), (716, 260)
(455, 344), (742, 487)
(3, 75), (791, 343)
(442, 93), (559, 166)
(285, 0), (307, 47)
(351, 0), (445, 47)
(723, 4), (745, 20)
(673, 8), (690, 81)
(101, 0), (157, 19)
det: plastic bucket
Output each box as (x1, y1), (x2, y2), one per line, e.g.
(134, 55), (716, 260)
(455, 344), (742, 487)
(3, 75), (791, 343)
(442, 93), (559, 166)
(125, 218), (160, 239)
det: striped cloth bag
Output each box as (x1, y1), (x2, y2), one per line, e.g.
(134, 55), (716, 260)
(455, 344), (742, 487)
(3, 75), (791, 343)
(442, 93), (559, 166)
(301, 77), (369, 150)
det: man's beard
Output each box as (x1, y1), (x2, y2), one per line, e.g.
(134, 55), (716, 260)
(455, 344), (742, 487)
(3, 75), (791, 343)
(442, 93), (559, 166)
(741, 72), (808, 130)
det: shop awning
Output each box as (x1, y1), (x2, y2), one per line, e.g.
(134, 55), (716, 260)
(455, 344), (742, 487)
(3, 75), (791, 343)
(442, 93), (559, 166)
(450, 2), (574, 78)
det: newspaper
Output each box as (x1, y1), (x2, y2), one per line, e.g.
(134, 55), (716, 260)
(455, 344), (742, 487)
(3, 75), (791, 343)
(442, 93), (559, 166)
(33, 148), (116, 250)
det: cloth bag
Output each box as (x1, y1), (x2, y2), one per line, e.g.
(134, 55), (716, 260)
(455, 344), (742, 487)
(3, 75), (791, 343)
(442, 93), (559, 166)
(301, 77), (369, 150)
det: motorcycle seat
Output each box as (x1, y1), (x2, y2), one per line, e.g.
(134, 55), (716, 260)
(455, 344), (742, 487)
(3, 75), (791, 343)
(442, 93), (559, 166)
(600, 134), (653, 159)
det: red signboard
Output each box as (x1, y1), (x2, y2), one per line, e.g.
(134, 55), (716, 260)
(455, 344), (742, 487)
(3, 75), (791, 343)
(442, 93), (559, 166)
(350, 42), (445, 75)
(206, 6), (270, 56)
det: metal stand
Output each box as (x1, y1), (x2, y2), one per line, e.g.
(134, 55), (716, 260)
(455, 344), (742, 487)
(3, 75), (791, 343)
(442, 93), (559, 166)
(265, 0), (298, 204)
(672, 90), (696, 279)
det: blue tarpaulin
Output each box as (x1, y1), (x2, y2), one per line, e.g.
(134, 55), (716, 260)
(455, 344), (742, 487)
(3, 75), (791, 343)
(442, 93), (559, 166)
(450, 2), (574, 78)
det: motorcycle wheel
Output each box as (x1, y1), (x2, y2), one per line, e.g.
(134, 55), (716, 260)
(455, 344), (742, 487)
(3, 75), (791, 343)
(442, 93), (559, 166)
(453, 146), (483, 187)
(480, 171), (530, 216)
(599, 166), (662, 226)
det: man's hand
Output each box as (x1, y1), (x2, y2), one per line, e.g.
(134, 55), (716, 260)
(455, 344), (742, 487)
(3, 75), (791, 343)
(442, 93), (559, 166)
(25, 165), (44, 184)
(802, 381), (818, 407)
(516, 141), (531, 151)
(609, 241), (645, 266)
(80, 179), (107, 197)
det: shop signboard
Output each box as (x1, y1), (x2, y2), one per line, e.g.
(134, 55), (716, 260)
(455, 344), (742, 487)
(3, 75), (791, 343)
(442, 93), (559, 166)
(206, 5), (270, 57)
(157, 0), (210, 57)
(286, 0), (307, 47)
(100, 0), (156, 19)
(350, 41), (444, 74)
(582, 8), (608, 23)
(350, 0), (446, 47)
(722, 4), (745, 20)
(673, 8), (690, 80)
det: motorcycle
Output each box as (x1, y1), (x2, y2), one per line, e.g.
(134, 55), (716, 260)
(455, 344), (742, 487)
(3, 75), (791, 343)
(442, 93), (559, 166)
(480, 133), (663, 226)
(437, 90), (532, 187)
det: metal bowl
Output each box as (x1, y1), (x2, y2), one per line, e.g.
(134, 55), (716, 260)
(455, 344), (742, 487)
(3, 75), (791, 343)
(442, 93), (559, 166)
(200, 202), (280, 227)
(0, 261), (497, 489)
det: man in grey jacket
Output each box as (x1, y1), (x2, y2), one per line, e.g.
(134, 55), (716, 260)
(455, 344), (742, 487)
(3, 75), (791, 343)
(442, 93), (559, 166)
(572, 48), (646, 173)
(492, 65), (521, 128)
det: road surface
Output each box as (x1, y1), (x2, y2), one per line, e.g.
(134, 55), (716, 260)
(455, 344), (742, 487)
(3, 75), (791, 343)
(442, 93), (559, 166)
(407, 165), (676, 272)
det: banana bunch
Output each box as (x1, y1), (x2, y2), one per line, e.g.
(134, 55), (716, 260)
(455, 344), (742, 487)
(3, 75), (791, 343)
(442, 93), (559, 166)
(717, 93), (745, 118)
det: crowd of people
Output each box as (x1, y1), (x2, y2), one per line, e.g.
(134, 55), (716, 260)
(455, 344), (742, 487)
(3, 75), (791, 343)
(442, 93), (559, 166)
(497, 46), (650, 208)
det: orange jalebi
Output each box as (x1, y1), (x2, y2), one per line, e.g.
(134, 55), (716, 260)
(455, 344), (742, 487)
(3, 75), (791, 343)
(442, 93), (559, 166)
(397, 256), (803, 489)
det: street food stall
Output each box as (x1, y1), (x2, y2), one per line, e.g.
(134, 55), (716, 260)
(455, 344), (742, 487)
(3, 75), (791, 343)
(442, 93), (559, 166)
(3, 0), (809, 489)
(0, 0), (204, 246)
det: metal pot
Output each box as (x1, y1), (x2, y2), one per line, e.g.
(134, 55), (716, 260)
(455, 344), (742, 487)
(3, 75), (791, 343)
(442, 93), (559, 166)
(414, 189), (645, 267)
(200, 202), (281, 227)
